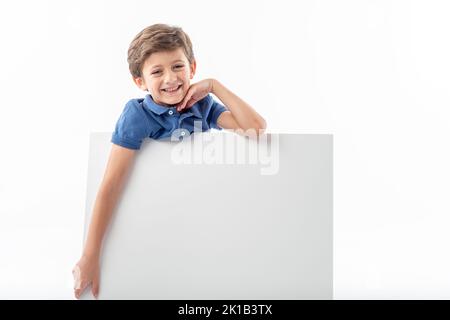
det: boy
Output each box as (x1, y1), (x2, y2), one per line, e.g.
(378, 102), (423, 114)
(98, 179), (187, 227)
(72, 23), (266, 299)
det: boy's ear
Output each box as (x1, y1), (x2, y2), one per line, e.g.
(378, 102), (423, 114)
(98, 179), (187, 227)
(190, 60), (197, 79)
(133, 76), (147, 91)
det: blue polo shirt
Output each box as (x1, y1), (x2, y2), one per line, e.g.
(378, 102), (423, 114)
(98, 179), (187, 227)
(111, 94), (228, 150)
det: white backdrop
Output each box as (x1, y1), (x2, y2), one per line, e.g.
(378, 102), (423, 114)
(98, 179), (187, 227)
(0, 0), (449, 299)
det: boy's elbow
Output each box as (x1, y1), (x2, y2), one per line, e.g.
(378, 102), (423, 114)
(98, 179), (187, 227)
(260, 118), (267, 130)
(254, 117), (267, 136)
(243, 118), (266, 137)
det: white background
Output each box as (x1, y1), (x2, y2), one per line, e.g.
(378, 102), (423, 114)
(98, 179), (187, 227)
(0, 0), (449, 299)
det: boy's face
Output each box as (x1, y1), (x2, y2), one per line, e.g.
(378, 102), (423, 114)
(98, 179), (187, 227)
(133, 48), (196, 106)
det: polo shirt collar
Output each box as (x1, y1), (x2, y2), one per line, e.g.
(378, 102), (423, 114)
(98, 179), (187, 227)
(144, 94), (203, 119)
(144, 94), (171, 115)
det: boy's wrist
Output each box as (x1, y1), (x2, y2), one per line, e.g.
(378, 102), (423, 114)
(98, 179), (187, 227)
(82, 248), (101, 260)
(82, 253), (100, 261)
(210, 78), (218, 94)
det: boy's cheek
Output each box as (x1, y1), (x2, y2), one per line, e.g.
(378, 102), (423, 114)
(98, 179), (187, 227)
(182, 84), (190, 94)
(179, 90), (188, 101)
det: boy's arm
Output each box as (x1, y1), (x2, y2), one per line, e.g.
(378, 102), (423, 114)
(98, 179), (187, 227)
(83, 144), (136, 258)
(74, 143), (136, 299)
(212, 79), (266, 134)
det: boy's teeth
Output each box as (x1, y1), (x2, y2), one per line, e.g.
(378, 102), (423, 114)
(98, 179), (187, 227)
(163, 86), (180, 92)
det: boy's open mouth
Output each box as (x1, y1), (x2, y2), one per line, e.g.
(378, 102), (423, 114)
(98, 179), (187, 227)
(161, 85), (182, 94)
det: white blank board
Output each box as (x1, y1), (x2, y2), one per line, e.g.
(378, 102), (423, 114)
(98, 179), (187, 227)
(83, 132), (333, 299)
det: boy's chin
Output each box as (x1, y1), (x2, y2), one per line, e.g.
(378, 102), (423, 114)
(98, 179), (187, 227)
(155, 96), (183, 106)
(166, 97), (183, 106)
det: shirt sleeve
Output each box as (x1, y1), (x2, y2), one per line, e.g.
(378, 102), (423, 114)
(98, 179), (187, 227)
(111, 100), (150, 150)
(206, 95), (228, 130)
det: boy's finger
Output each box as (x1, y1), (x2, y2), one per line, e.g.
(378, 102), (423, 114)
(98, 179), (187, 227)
(74, 280), (89, 299)
(72, 265), (80, 279)
(178, 92), (193, 111)
(92, 278), (100, 299)
(177, 99), (187, 111)
(73, 266), (81, 289)
(74, 277), (81, 290)
(177, 94), (187, 110)
(180, 99), (190, 111)
(74, 288), (81, 299)
(182, 98), (195, 110)
(187, 98), (196, 108)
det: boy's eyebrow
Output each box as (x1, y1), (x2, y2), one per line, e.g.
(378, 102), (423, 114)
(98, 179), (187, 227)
(150, 60), (186, 69)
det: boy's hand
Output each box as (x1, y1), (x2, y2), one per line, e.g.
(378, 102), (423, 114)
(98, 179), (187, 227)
(176, 79), (214, 112)
(72, 254), (100, 299)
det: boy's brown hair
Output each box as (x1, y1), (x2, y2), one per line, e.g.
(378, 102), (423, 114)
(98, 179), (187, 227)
(127, 23), (195, 79)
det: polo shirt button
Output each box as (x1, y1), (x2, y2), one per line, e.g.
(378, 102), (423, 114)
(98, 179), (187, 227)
(181, 131), (186, 136)
(168, 110), (173, 115)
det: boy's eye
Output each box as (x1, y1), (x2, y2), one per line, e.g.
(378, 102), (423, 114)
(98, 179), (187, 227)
(151, 65), (183, 75)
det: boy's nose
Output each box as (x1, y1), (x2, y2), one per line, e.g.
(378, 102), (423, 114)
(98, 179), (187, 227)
(164, 71), (178, 83)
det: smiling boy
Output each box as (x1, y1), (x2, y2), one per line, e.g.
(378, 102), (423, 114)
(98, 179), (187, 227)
(113, 24), (266, 147)
(72, 23), (266, 299)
